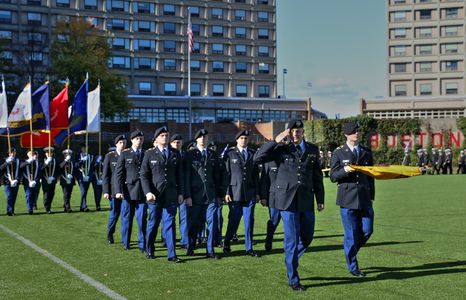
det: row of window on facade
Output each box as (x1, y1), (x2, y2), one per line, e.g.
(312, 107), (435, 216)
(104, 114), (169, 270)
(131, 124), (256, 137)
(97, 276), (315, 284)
(390, 61), (464, 73)
(391, 0), (459, 5)
(102, 107), (293, 124)
(4, 0), (271, 12)
(390, 7), (463, 21)
(367, 109), (465, 119)
(135, 82), (271, 97)
(392, 82), (460, 96)
(109, 57), (273, 73)
(390, 25), (463, 39)
(390, 43), (462, 56)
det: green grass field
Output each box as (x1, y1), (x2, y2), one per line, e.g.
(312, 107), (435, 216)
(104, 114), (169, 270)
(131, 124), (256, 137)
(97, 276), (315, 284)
(1, 175), (465, 299)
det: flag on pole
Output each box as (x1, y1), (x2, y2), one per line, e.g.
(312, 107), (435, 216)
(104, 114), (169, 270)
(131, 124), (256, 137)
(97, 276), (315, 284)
(87, 84), (100, 133)
(187, 16), (194, 53)
(0, 78), (8, 128)
(349, 165), (422, 180)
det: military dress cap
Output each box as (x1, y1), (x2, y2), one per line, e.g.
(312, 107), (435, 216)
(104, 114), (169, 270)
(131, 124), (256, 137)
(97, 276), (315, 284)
(235, 129), (250, 140)
(9, 147), (16, 153)
(114, 134), (126, 145)
(194, 129), (208, 140)
(62, 149), (73, 155)
(343, 121), (360, 135)
(170, 134), (183, 143)
(43, 146), (54, 152)
(130, 130), (144, 140)
(152, 126), (169, 142)
(287, 119), (304, 130)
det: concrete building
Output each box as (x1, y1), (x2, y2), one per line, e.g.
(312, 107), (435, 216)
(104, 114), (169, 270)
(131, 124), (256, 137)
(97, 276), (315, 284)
(363, 0), (466, 119)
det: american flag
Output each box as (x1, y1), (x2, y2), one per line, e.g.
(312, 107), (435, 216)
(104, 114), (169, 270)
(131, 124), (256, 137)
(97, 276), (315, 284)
(187, 18), (194, 53)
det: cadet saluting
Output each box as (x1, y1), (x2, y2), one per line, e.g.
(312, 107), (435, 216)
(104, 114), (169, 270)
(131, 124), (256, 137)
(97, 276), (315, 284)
(103, 134), (127, 244)
(223, 129), (260, 257)
(330, 122), (375, 278)
(140, 126), (184, 262)
(115, 130), (147, 252)
(253, 119), (325, 291)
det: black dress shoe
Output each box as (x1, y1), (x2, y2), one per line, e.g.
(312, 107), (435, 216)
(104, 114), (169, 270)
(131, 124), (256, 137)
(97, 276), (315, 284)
(206, 253), (221, 259)
(68, 209), (73, 213)
(350, 270), (366, 277)
(246, 250), (261, 257)
(107, 236), (114, 244)
(28, 210), (33, 215)
(146, 254), (156, 259)
(179, 244), (188, 249)
(265, 238), (272, 252)
(232, 235), (239, 243)
(168, 257), (183, 263)
(47, 210), (53, 215)
(223, 246), (231, 254)
(187, 250), (194, 256)
(84, 208), (90, 212)
(139, 248), (145, 253)
(290, 283), (305, 291)
(96, 206), (101, 211)
(7, 212), (12, 216)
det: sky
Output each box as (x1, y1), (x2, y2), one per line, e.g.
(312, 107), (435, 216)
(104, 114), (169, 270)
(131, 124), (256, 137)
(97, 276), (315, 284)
(276, 0), (387, 118)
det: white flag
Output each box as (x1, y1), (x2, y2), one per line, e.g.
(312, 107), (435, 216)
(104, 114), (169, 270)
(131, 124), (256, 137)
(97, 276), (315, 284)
(0, 79), (8, 128)
(8, 83), (32, 123)
(87, 85), (100, 133)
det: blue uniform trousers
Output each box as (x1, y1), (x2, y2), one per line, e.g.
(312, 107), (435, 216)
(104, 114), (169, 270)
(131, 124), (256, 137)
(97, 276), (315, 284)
(106, 197), (122, 239)
(280, 210), (315, 286)
(178, 201), (189, 246)
(266, 207), (281, 245)
(224, 199), (256, 250)
(340, 207), (374, 272)
(188, 201), (219, 254)
(121, 199), (147, 250)
(91, 179), (102, 209)
(214, 204), (223, 245)
(24, 184), (40, 213)
(146, 201), (177, 258)
(78, 180), (90, 210)
(4, 185), (19, 214)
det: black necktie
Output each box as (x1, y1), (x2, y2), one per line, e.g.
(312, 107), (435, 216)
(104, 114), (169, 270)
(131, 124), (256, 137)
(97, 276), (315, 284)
(296, 144), (302, 157)
(242, 149), (247, 160)
(162, 149), (167, 160)
(202, 150), (206, 163)
(353, 148), (358, 163)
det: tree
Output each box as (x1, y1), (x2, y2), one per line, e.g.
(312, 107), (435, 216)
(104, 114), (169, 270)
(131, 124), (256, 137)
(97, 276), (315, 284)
(49, 18), (130, 117)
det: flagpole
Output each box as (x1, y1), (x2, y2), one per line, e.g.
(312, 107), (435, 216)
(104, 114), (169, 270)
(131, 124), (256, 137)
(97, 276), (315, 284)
(66, 78), (70, 150)
(187, 9), (192, 140)
(97, 80), (102, 178)
(85, 73), (89, 175)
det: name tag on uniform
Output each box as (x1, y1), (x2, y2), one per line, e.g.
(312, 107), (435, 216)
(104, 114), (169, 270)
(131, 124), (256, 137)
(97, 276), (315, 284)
(126, 159), (133, 163)
(232, 159), (239, 163)
(111, 162), (117, 166)
(342, 159), (350, 165)
(151, 160), (158, 164)
(271, 167), (278, 171)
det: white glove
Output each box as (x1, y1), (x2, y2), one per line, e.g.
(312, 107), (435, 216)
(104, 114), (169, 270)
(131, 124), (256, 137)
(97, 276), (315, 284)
(65, 155), (71, 162)
(83, 175), (90, 182)
(96, 155), (102, 163)
(26, 158), (33, 163)
(81, 155), (88, 161)
(6, 157), (14, 163)
(10, 179), (18, 187)
(29, 180), (36, 188)
(45, 157), (53, 165)
(66, 174), (73, 180)
(47, 176), (55, 183)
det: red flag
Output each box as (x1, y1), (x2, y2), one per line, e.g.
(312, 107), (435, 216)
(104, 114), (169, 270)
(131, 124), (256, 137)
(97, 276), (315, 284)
(50, 84), (69, 128)
(20, 129), (62, 148)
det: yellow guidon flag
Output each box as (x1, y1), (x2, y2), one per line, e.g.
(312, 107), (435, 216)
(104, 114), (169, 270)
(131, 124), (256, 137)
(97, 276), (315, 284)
(349, 165), (423, 180)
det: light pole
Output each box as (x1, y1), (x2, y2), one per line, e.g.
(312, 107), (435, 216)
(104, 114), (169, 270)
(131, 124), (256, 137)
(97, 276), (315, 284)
(282, 68), (287, 97)
(306, 81), (312, 98)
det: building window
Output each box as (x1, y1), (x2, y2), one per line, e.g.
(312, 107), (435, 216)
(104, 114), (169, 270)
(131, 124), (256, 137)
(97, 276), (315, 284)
(419, 62), (432, 72)
(258, 11), (268, 22)
(27, 12), (42, 25)
(444, 44), (458, 54)
(109, 56), (130, 69)
(235, 44), (247, 56)
(190, 83), (201, 96)
(189, 6), (200, 17)
(445, 83), (458, 95)
(235, 10), (246, 20)
(0, 10), (11, 24)
(212, 84), (224, 96)
(419, 45), (432, 55)
(394, 84), (407, 96)
(212, 61), (224, 72)
(0, 50), (13, 61)
(0, 30), (12, 40)
(394, 63), (407, 73)
(28, 32), (42, 44)
(134, 57), (155, 70)
(164, 59), (176, 71)
(419, 84), (432, 96)
(394, 11), (406, 21)
(211, 8), (223, 19)
(445, 26), (458, 37)
(192, 42), (200, 53)
(394, 28), (406, 38)
(258, 28), (269, 39)
(393, 46), (406, 56)
(108, 19), (128, 31)
(111, 38), (129, 50)
(135, 21), (154, 32)
(258, 46), (269, 57)
(445, 8), (458, 19)
(138, 82), (152, 95)
(163, 40), (176, 52)
(419, 27), (432, 38)
(235, 85), (247, 97)
(56, 0), (70, 8)
(419, 10), (432, 20)
(445, 61), (458, 71)
(191, 24), (200, 36)
(84, 0), (97, 10)
(134, 2), (154, 14)
(163, 22), (176, 34)
(257, 0), (268, 4)
(235, 27), (246, 38)
(163, 4), (175, 16)
(212, 43), (224, 54)
(235, 62), (247, 73)
(29, 52), (43, 63)
(258, 63), (270, 74)
(134, 39), (154, 51)
(164, 82), (177, 96)
(258, 85), (270, 97)
(190, 60), (200, 71)
(107, 0), (128, 12)
(393, 0), (405, 4)
(212, 26), (224, 37)
(27, 0), (41, 5)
